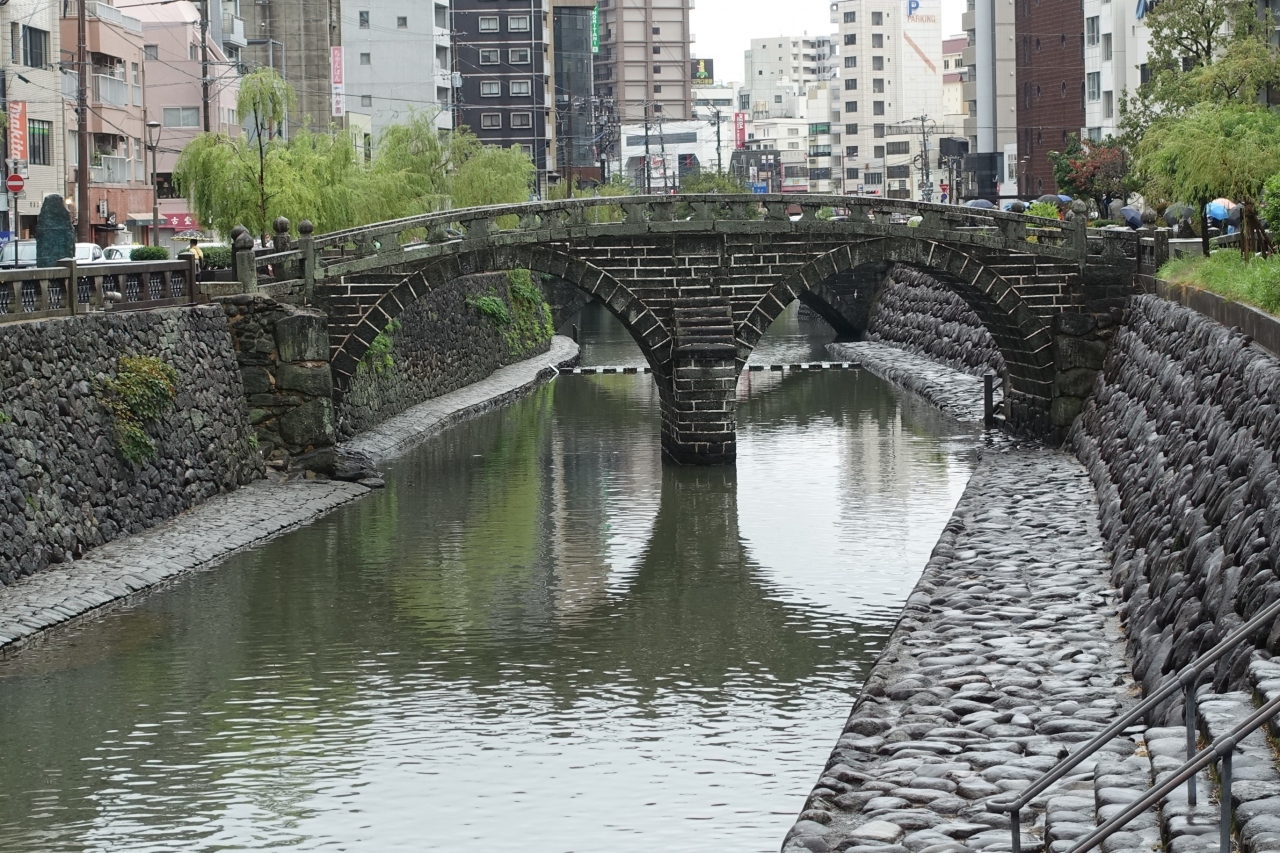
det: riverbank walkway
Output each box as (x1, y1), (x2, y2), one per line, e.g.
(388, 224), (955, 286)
(0, 336), (579, 657)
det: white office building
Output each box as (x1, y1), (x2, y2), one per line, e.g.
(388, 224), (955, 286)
(961, 0), (1019, 199)
(831, 0), (943, 200)
(739, 35), (837, 120)
(617, 119), (736, 191)
(1082, 0), (1150, 141)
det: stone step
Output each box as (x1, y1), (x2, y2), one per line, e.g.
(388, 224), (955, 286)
(1145, 725), (1218, 853)
(1195, 688), (1280, 853)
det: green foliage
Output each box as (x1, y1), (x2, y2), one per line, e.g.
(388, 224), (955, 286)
(1136, 104), (1280, 256)
(35, 194), (74, 268)
(96, 355), (180, 463)
(503, 269), (554, 359)
(359, 318), (402, 374)
(1159, 251), (1280, 314)
(679, 171), (749, 194)
(469, 294), (512, 325)
(1027, 202), (1062, 220)
(130, 246), (170, 261)
(1048, 136), (1133, 213)
(247, 433), (259, 450)
(0, 409), (9, 424)
(507, 267), (542, 304)
(201, 245), (233, 269)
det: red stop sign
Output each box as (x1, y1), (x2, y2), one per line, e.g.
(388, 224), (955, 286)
(5, 174), (24, 193)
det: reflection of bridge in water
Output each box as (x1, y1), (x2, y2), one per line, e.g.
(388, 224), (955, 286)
(240, 194), (1152, 462)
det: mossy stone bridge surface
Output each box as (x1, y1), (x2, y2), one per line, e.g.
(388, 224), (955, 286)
(246, 194), (1148, 464)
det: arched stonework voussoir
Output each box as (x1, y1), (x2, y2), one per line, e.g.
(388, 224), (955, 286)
(327, 246), (673, 393)
(745, 237), (1059, 436)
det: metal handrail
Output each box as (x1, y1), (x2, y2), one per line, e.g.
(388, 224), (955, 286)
(987, 596), (1280, 853)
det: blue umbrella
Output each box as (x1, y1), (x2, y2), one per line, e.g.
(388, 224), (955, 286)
(1206, 201), (1230, 222)
(1057, 194), (1073, 204)
(966, 199), (996, 209)
(1120, 206), (1143, 229)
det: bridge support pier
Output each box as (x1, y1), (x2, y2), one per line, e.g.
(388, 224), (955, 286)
(660, 297), (739, 466)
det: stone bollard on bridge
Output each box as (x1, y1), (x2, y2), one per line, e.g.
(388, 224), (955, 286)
(660, 297), (739, 465)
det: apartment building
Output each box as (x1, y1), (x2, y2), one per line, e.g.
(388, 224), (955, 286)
(942, 34), (968, 134)
(240, 0), (340, 135)
(1015, 0), (1085, 196)
(961, 0), (1018, 200)
(453, 0), (553, 194)
(2, 0), (66, 238)
(552, 0), (597, 181)
(739, 34), (836, 120)
(132, 0), (240, 244)
(61, 1), (154, 245)
(594, 0), (692, 123)
(1082, 0), (1149, 141)
(831, 0), (943, 200)
(342, 0), (452, 148)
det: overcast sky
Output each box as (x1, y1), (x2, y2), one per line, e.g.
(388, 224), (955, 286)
(689, 0), (966, 87)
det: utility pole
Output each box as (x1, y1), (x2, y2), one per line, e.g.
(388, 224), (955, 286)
(911, 115), (935, 203)
(200, 0), (211, 132)
(710, 107), (723, 174)
(76, 0), (90, 242)
(643, 101), (651, 194)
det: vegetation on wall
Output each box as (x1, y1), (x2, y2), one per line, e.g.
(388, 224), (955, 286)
(96, 355), (180, 463)
(359, 319), (403, 374)
(466, 269), (554, 360)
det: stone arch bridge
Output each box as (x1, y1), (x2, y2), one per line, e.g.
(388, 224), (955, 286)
(243, 194), (1143, 465)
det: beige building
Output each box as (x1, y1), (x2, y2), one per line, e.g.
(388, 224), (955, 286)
(594, 0), (692, 123)
(942, 34), (968, 136)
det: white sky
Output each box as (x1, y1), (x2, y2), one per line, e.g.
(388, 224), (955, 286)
(689, 0), (966, 87)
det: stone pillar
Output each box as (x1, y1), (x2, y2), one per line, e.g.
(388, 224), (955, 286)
(660, 298), (738, 465)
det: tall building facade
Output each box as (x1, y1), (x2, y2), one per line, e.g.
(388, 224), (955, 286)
(240, 0), (340, 134)
(832, 0), (942, 200)
(3, 0), (65, 237)
(1015, 0), (1084, 196)
(1082, 0), (1149, 141)
(594, 0), (692, 123)
(739, 35), (836, 120)
(552, 0), (597, 180)
(941, 34), (968, 135)
(962, 0), (1018, 200)
(453, 0), (553, 193)
(342, 0), (453, 148)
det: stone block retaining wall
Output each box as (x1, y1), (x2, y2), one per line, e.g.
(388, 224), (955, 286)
(336, 272), (554, 438)
(0, 307), (261, 586)
(1071, 294), (1280, 712)
(867, 267), (1006, 378)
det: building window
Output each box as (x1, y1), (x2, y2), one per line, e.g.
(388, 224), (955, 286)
(887, 165), (910, 179)
(774, 94), (783, 103)
(845, 145), (859, 156)
(654, 64), (662, 72)
(1102, 33), (1112, 61)
(509, 15), (530, 32)
(479, 49), (499, 64)
(844, 34), (856, 45)
(481, 81), (500, 97)
(652, 46), (661, 54)
(652, 25), (660, 34)
(359, 10), (369, 28)
(1086, 71), (1100, 101)
(162, 106), (200, 127)
(510, 48), (531, 63)
(397, 16), (408, 28)
(481, 113), (501, 129)
(511, 112), (532, 128)
(874, 145), (885, 158)
(19, 26), (48, 68)
(1103, 90), (1114, 118)
(653, 84), (662, 92)
(844, 56), (857, 68)
(360, 53), (371, 65)
(872, 78), (884, 93)
(144, 44), (159, 61)
(873, 101), (885, 115)
(846, 167), (860, 179)
(871, 33), (883, 48)
(865, 172), (883, 185)
(479, 16), (499, 32)
(872, 11), (883, 25)
(845, 78), (857, 90)
(1087, 126), (1102, 142)
(845, 100), (857, 112)
(1085, 17), (1100, 46)
(360, 94), (372, 107)
(873, 123), (885, 138)
(510, 80), (531, 96)
(845, 123), (858, 134)
(28, 119), (50, 166)
(872, 56), (884, 70)
(886, 141), (909, 155)
(844, 11), (857, 22)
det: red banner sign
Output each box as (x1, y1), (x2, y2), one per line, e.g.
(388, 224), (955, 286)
(9, 101), (27, 161)
(164, 211), (198, 230)
(734, 112), (747, 149)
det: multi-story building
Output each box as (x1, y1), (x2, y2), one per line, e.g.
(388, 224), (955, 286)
(618, 118), (735, 190)
(1082, 0), (1148, 141)
(552, 0), (597, 183)
(961, 0), (1018, 200)
(453, 0), (553, 194)
(240, 0), (340, 135)
(60, 1), (154, 245)
(739, 35), (836, 120)
(133, 0), (240, 244)
(594, 0), (692, 124)
(2, 0), (66, 238)
(831, 0), (942, 200)
(942, 34), (968, 135)
(342, 0), (452, 149)
(1015, 0), (1084, 196)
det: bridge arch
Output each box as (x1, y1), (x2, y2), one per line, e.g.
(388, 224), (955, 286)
(738, 237), (1055, 434)
(327, 246), (674, 392)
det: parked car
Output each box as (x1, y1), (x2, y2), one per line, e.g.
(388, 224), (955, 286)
(75, 242), (107, 265)
(0, 239), (37, 268)
(102, 244), (147, 263)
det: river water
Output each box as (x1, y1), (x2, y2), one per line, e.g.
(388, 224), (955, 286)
(0, 304), (979, 853)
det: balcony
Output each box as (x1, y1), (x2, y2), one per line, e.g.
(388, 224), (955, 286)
(222, 14), (247, 48)
(92, 74), (128, 108)
(65, 1), (143, 34)
(89, 155), (131, 184)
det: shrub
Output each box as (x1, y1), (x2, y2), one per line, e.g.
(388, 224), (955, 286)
(1027, 201), (1062, 220)
(469, 293), (511, 325)
(96, 355), (180, 463)
(130, 246), (170, 261)
(201, 245), (233, 269)
(360, 318), (401, 374)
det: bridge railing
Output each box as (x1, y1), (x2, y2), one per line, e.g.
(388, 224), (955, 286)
(240, 194), (1083, 295)
(0, 255), (202, 324)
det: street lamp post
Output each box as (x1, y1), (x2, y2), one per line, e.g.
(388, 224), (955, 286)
(146, 120), (161, 247)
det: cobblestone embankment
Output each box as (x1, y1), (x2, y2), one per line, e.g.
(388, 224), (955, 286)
(829, 342), (1002, 424)
(785, 446), (1138, 853)
(0, 337), (579, 656)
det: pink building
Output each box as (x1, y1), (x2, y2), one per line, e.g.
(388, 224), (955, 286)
(129, 1), (240, 245)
